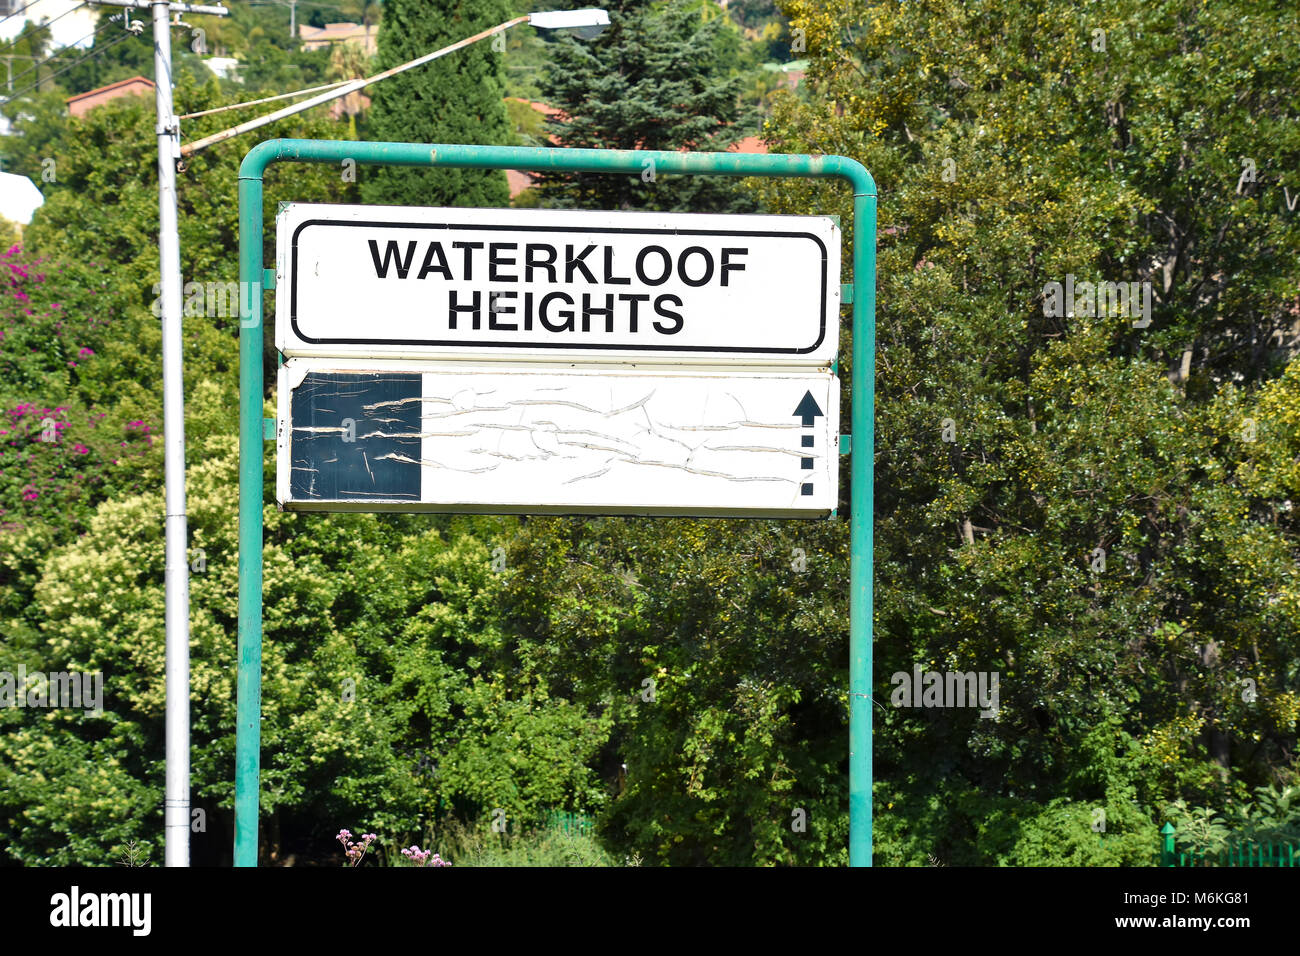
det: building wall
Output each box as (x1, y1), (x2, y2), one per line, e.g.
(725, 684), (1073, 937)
(298, 23), (378, 58)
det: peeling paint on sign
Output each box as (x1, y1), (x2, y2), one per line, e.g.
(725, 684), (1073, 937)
(279, 361), (839, 517)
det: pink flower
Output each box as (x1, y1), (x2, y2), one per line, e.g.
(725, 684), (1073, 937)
(72, 444), (89, 455)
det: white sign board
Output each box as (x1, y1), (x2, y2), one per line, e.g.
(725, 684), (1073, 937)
(276, 203), (839, 365)
(277, 360), (839, 517)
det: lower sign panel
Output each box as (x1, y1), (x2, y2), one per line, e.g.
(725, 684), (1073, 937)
(277, 361), (840, 517)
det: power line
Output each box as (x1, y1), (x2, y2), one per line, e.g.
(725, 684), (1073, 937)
(178, 77), (352, 119)
(182, 11), (535, 156)
(2, 13), (123, 94)
(0, 2), (89, 58)
(247, 1), (354, 11)
(2, 25), (135, 102)
(0, 4), (32, 30)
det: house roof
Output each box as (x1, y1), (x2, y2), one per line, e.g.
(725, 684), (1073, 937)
(65, 75), (155, 106)
(728, 136), (769, 154)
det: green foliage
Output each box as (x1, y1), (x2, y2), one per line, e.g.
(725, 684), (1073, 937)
(1167, 778), (1300, 855)
(533, 0), (758, 212)
(505, 96), (548, 147)
(753, 0), (1300, 862)
(3, 0), (1299, 869)
(16, 70), (353, 410)
(361, 0), (513, 207)
(1, 419), (610, 864)
(414, 818), (627, 866)
(497, 515), (850, 865)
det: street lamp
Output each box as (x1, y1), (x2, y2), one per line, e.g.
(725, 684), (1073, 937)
(180, 8), (611, 157)
(529, 8), (609, 38)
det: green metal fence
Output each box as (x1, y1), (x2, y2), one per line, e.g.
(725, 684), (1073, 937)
(1160, 822), (1299, 866)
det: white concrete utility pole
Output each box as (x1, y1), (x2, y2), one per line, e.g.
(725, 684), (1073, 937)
(90, 0), (229, 868)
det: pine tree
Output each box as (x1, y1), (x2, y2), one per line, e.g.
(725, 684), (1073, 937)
(533, 0), (756, 212)
(361, 0), (513, 208)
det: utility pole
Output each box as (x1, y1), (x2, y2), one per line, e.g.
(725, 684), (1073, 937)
(90, 0), (229, 869)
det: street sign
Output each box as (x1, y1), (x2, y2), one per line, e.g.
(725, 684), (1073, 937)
(277, 359), (839, 516)
(239, 140), (875, 870)
(275, 203), (840, 364)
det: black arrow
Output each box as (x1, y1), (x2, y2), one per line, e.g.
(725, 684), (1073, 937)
(793, 391), (824, 427)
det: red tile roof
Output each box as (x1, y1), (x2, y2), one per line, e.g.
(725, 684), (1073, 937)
(65, 75), (155, 106)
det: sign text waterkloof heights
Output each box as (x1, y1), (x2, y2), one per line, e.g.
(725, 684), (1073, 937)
(277, 204), (837, 361)
(274, 203), (842, 517)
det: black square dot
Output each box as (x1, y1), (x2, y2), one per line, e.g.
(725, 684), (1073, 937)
(801, 483), (814, 496)
(801, 457), (814, 469)
(801, 435), (814, 448)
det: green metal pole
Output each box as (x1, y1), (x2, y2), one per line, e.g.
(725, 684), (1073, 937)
(234, 163), (265, 868)
(849, 188), (877, 868)
(233, 140), (876, 866)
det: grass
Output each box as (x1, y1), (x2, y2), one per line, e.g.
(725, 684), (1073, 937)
(383, 816), (640, 867)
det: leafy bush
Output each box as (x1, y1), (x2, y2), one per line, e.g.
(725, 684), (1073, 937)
(417, 817), (627, 868)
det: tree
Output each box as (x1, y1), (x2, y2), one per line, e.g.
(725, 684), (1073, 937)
(0, 68), (608, 865)
(750, 0), (1300, 863)
(532, 0), (757, 212)
(360, 0), (513, 208)
(0, 396), (609, 864)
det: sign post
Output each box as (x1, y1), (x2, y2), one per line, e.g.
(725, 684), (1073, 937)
(236, 140), (876, 866)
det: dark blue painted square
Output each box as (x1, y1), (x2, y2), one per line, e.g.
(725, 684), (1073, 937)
(289, 371), (422, 502)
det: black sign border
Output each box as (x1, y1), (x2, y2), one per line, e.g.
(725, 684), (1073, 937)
(287, 218), (832, 355)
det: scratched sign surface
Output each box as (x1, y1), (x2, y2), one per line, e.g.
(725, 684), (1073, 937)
(277, 361), (839, 516)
